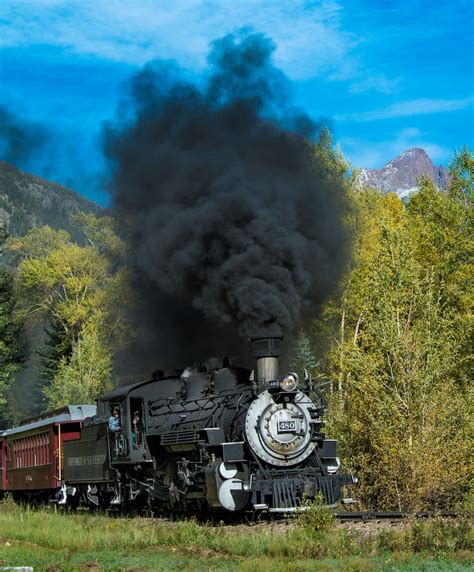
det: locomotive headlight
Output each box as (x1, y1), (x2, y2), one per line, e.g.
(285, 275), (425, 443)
(280, 372), (299, 392)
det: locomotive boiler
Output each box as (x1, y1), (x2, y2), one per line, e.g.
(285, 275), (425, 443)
(59, 335), (354, 513)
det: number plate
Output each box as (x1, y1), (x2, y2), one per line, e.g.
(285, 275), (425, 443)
(277, 420), (297, 433)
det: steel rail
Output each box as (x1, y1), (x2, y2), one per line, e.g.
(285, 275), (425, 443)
(334, 511), (466, 522)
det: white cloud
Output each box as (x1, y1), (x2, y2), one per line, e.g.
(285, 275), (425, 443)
(338, 97), (474, 122)
(0, 0), (355, 81)
(348, 74), (400, 95)
(396, 127), (421, 138)
(0, 0), (403, 93)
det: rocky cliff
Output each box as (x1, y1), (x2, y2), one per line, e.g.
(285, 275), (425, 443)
(358, 148), (449, 198)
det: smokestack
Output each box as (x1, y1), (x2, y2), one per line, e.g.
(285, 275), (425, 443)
(250, 335), (282, 385)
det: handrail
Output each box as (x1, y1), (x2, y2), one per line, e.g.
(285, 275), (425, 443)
(58, 423), (62, 481)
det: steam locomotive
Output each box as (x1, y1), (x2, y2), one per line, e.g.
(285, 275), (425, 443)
(1, 336), (355, 513)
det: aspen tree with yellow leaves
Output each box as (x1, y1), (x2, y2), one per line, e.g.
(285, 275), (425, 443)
(322, 148), (473, 511)
(7, 216), (131, 408)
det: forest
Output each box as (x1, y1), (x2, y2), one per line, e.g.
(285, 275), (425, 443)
(0, 138), (472, 512)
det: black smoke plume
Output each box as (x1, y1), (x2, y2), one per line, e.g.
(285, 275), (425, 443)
(0, 104), (47, 166)
(104, 31), (349, 369)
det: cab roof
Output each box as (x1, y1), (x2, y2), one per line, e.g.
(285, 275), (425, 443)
(98, 376), (179, 402)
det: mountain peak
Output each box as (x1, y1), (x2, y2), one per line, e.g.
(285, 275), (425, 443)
(388, 147), (427, 162)
(358, 148), (449, 199)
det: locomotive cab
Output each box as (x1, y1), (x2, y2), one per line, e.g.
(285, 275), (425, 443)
(97, 382), (160, 465)
(63, 381), (164, 509)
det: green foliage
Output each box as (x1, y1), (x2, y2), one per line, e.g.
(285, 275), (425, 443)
(0, 505), (471, 571)
(320, 148), (473, 511)
(0, 230), (22, 413)
(0, 493), (17, 513)
(448, 146), (474, 205)
(293, 495), (335, 536)
(44, 320), (112, 407)
(0, 269), (22, 411)
(7, 225), (70, 260)
(289, 329), (318, 379)
(314, 128), (350, 182)
(7, 215), (131, 409)
(38, 316), (72, 387)
(70, 211), (127, 261)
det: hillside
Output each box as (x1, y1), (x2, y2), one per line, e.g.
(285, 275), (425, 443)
(358, 148), (449, 198)
(0, 161), (100, 238)
(0, 149), (449, 237)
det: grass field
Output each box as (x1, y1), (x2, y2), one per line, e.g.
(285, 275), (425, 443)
(0, 499), (472, 571)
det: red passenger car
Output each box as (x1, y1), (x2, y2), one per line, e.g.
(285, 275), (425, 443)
(3, 405), (96, 500)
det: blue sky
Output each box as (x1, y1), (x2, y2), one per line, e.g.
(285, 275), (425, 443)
(1, 0), (473, 204)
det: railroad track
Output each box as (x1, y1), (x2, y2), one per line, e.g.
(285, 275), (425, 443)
(2, 497), (469, 524)
(334, 511), (466, 522)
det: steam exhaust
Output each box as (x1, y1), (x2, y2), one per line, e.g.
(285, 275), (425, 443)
(104, 30), (349, 370)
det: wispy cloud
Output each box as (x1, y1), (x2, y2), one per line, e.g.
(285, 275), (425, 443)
(0, 0), (410, 93)
(349, 74), (400, 95)
(0, 0), (354, 81)
(338, 97), (474, 122)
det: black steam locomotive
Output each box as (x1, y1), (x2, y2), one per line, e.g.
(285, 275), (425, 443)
(2, 336), (355, 513)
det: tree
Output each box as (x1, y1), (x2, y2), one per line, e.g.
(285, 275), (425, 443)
(44, 320), (112, 408)
(0, 262), (22, 415)
(289, 329), (318, 379)
(70, 212), (127, 262)
(321, 168), (472, 510)
(8, 217), (131, 408)
(407, 174), (473, 386)
(38, 316), (73, 389)
(448, 146), (473, 206)
(313, 128), (350, 183)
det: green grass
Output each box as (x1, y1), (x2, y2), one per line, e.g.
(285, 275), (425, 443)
(0, 500), (472, 571)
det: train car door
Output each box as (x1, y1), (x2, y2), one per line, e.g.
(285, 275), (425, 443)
(108, 401), (130, 464)
(129, 397), (147, 461)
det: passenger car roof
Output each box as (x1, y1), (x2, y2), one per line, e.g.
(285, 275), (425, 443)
(6, 404), (97, 436)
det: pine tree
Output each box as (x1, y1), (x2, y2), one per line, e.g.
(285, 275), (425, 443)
(448, 146), (473, 206)
(289, 329), (318, 378)
(38, 317), (72, 389)
(0, 228), (22, 415)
